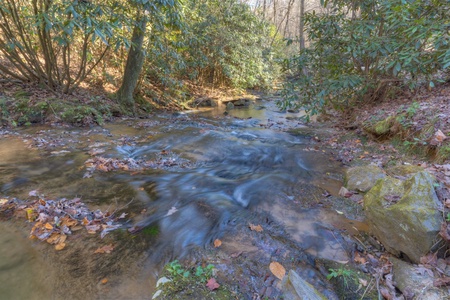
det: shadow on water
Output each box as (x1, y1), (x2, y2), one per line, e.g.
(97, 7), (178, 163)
(0, 100), (361, 299)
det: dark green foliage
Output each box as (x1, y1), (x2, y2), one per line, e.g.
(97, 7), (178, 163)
(142, 0), (283, 98)
(280, 0), (450, 119)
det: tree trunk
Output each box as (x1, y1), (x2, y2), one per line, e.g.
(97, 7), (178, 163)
(299, 0), (305, 51)
(116, 16), (148, 114)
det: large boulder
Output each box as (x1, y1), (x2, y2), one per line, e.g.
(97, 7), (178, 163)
(364, 171), (442, 263)
(345, 165), (386, 192)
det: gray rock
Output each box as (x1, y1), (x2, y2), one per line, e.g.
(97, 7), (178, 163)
(390, 257), (448, 300)
(364, 171), (442, 263)
(345, 165), (386, 192)
(281, 270), (327, 300)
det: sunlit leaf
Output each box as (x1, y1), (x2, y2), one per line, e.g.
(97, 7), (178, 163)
(94, 244), (114, 254)
(269, 261), (286, 280)
(213, 239), (222, 248)
(55, 243), (66, 251)
(249, 224), (263, 232)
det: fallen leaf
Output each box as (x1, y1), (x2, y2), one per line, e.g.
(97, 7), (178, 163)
(230, 251), (243, 258)
(445, 199), (450, 208)
(82, 217), (90, 226)
(55, 243), (66, 251)
(213, 239), (222, 248)
(269, 261), (286, 280)
(86, 224), (101, 234)
(44, 222), (53, 230)
(415, 265), (434, 277)
(354, 252), (366, 264)
(28, 190), (39, 197)
(358, 278), (368, 287)
(166, 206), (178, 216)
(206, 278), (220, 291)
(434, 276), (450, 287)
(100, 278), (108, 285)
(249, 224), (263, 232)
(338, 186), (353, 198)
(94, 244), (114, 254)
(46, 233), (67, 245)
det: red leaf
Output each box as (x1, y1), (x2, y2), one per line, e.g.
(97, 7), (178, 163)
(206, 278), (220, 291)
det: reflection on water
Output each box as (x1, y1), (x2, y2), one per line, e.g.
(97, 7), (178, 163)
(0, 100), (357, 298)
(0, 223), (53, 300)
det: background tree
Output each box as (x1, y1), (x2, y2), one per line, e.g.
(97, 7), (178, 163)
(0, 0), (125, 93)
(116, 0), (182, 113)
(279, 0), (450, 118)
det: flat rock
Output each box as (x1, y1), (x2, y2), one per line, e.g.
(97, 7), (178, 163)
(281, 270), (327, 300)
(345, 165), (386, 192)
(390, 257), (448, 300)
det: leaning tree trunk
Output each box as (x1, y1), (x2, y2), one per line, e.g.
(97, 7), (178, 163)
(116, 16), (148, 114)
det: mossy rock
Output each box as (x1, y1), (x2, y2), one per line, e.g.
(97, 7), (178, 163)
(363, 116), (397, 137)
(386, 165), (424, 178)
(363, 171), (442, 263)
(345, 165), (386, 192)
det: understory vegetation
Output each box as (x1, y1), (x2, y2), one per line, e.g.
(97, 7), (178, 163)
(280, 0), (450, 118)
(0, 0), (283, 116)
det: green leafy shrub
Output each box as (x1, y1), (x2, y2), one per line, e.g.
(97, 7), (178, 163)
(280, 0), (450, 118)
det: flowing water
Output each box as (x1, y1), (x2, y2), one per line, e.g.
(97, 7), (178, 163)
(0, 100), (365, 299)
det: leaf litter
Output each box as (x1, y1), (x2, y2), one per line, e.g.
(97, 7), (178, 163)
(9, 193), (127, 250)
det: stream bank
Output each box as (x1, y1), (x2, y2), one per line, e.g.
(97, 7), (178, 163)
(0, 94), (448, 299)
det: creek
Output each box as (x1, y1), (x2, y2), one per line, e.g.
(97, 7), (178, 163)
(0, 99), (366, 299)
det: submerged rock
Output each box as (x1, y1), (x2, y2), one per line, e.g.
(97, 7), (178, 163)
(390, 257), (448, 300)
(364, 171), (442, 263)
(345, 165), (386, 192)
(281, 270), (328, 300)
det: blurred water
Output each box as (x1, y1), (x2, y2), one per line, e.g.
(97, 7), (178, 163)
(0, 100), (350, 299)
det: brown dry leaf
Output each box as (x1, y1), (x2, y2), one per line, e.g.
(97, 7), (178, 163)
(434, 276), (450, 287)
(82, 217), (90, 226)
(206, 278), (220, 291)
(358, 278), (368, 287)
(230, 251), (243, 258)
(62, 217), (78, 227)
(94, 244), (114, 254)
(46, 233), (67, 245)
(44, 222), (53, 230)
(98, 164), (109, 172)
(430, 129), (447, 146)
(439, 223), (450, 242)
(354, 252), (367, 264)
(445, 199), (450, 208)
(55, 243), (66, 251)
(100, 278), (108, 285)
(269, 261), (286, 280)
(249, 224), (263, 232)
(213, 239), (222, 248)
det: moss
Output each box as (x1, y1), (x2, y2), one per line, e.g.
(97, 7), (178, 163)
(436, 143), (450, 163)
